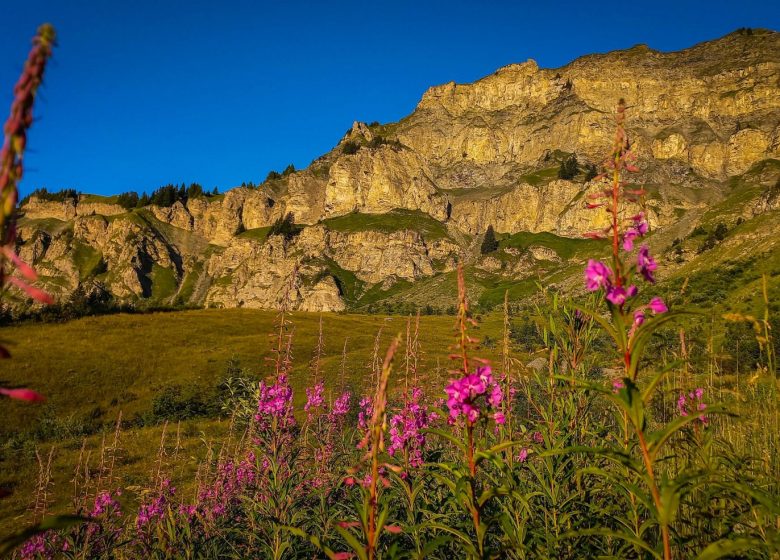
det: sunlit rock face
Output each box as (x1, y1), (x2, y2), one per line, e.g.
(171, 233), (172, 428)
(15, 30), (780, 311)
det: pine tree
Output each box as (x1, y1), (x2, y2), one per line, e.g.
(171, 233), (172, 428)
(480, 225), (499, 254)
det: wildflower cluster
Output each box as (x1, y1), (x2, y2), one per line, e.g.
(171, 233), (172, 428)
(445, 365), (504, 425)
(677, 387), (708, 424)
(254, 373), (295, 431)
(387, 387), (437, 469)
(137, 480), (175, 528)
(329, 390), (351, 423)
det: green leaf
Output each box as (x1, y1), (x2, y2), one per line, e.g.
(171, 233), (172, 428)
(560, 527), (661, 558)
(695, 537), (767, 559)
(425, 428), (467, 453)
(641, 361), (680, 403)
(646, 405), (729, 460)
(629, 310), (697, 378)
(334, 525), (368, 560)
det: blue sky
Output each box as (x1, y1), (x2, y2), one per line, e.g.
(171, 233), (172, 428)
(2, 0), (777, 197)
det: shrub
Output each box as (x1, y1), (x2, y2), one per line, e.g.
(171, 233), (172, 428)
(342, 141), (360, 155)
(268, 212), (300, 241)
(557, 154), (579, 180)
(584, 163), (598, 181)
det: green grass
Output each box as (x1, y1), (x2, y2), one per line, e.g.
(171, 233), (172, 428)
(519, 166), (560, 186)
(499, 231), (604, 261)
(237, 226), (271, 241)
(0, 309), (504, 533)
(317, 258), (365, 305)
(79, 194), (120, 205)
(321, 209), (451, 241)
(71, 241), (104, 281)
(16, 217), (71, 235)
(150, 264), (178, 301)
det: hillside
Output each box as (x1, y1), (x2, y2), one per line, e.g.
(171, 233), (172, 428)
(12, 28), (780, 314)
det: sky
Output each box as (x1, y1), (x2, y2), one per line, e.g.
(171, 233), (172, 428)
(2, 0), (778, 198)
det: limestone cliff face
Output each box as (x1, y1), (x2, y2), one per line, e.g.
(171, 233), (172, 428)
(325, 145), (448, 220)
(13, 30), (780, 312)
(399, 30), (780, 182)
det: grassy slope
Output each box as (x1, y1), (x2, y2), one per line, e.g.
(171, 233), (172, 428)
(0, 310), (504, 533)
(321, 209), (452, 241)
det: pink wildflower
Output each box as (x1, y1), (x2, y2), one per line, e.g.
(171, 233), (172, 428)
(606, 284), (637, 306)
(647, 297), (667, 314)
(445, 365), (503, 425)
(304, 381), (325, 419)
(0, 387), (45, 402)
(585, 260), (611, 291)
(516, 448), (529, 462)
(677, 388), (708, 425)
(637, 245), (657, 283)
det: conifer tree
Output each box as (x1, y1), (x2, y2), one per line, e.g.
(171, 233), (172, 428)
(481, 225), (499, 254)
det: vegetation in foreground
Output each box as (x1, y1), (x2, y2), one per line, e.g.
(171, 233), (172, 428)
(0, 25), (778, 560)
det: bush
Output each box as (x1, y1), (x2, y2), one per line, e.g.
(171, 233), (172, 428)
(557, 154), (579, 180)
(265, 170), (282, 182)
(342, 141), (360, 155)
(714, 221), (728, 241)
(268, 212), (300, 241)
(149, 385), (219, 422)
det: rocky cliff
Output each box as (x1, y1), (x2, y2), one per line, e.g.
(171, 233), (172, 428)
(12, 29), (780, 312)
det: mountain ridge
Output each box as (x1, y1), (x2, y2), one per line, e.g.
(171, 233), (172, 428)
(11, 29), (780, 314)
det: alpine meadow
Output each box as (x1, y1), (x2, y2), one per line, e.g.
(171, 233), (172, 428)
(1, 7), (779, 560)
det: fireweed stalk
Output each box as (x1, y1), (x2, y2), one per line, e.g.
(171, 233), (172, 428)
(331, 337), (401, 560)
(0, 24), (55, 403)
(433, 264), (507, 557)
(579, 100), (708, 560)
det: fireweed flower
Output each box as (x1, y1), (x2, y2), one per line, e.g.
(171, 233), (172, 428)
(91, 490), (122, 518)
(516, 448), (529, 462)
(0, 387), (45, 402)
(445, 365), (504, 425)
(623, 212), (649, 251)
(606, 284), (637, 306)
(328, 390), (351, 426)
(255, 373), (295, 431)
(137, 479), (175, 528)
(387, 387), (437, 469)
(637, 245), (657, 283)
(647, 297), (667, 314)
(585, 260), (612, 291)
(612, 378), (626, 393)
(677, 388), (708, 425)
(304, 381), (325, 419)
(357, 396), (373, 431)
